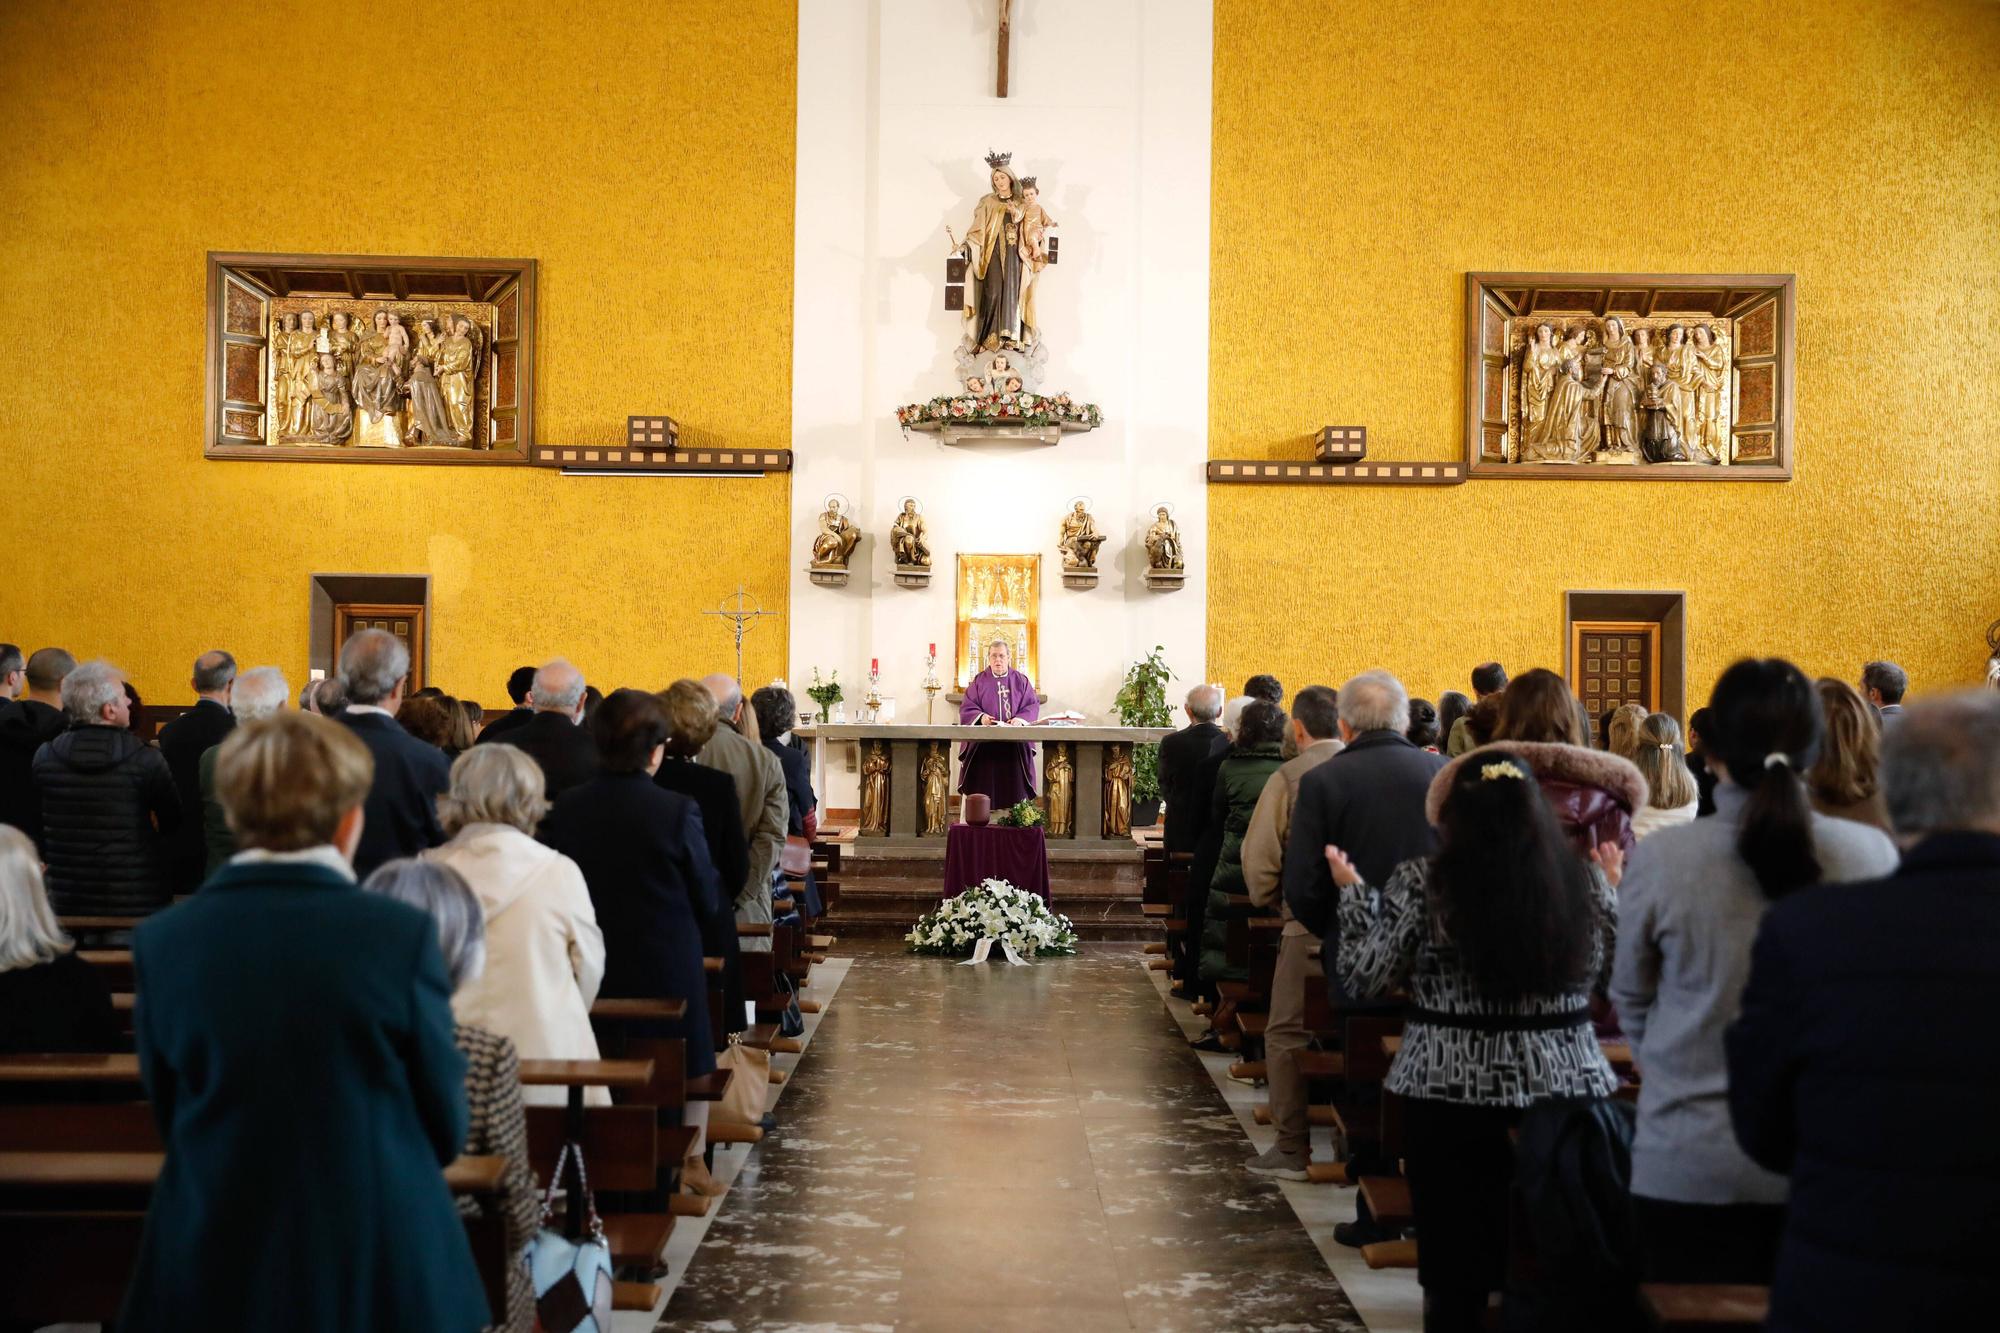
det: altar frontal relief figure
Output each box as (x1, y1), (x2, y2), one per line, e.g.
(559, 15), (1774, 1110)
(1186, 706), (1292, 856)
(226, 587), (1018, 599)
(920, 744), (951, 837)
(810, 498), (861, 569)
(891, 499), (931, 567)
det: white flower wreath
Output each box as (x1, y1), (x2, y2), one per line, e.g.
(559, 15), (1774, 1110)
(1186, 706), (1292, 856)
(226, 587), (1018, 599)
(904, 877), (1079, 958)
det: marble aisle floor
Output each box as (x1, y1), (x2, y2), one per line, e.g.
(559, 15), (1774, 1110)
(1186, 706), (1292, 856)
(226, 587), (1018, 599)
(662, 942), (1367, 1332)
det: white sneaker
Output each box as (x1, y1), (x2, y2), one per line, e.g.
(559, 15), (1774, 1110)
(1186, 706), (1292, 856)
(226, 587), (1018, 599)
(1245, 1146), (1309, 1181)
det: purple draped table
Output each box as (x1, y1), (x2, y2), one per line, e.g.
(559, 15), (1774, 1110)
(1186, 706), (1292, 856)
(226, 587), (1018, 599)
(941, 824), (1052, 904)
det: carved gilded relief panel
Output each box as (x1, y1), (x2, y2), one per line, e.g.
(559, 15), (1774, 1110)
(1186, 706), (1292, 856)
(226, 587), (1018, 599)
(1465, 273), (1794, 481)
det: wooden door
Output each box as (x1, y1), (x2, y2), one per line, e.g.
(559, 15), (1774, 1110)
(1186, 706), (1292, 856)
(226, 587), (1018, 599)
(1569, 620), (1660, 744)
(334, 602), (425, 693)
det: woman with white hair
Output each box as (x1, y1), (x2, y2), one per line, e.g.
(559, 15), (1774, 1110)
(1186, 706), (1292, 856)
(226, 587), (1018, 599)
(0, 824), (120, 1052)
(365, 857), (538, 1333)
(200, 666), (290, 877)
(423, 744), (606, 1107)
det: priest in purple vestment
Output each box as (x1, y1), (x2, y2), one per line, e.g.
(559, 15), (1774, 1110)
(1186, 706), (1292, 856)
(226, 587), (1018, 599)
(958, 638), (1041, 807)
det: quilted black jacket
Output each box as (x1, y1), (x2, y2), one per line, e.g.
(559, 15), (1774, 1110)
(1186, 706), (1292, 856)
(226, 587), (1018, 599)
(32, 724), (181, 915)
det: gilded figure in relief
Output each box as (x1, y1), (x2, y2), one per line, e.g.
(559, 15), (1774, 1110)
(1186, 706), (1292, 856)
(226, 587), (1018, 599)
(1659, 325), (1701, 457)
(1058, 500), (1106, 570)
(404, 357), (458, 446)
(305, 352), (354, 444)
(1523, 355), (1599, 463)
(1691, 324), (1730, 464)
(1638, 363), (1688, 463)
(810, 498), (861, 568)
(1102, 744), (1132, 838)
(271, 312), (298, 432)
(286, 311), (320, 436)
(891, 499), (931, 567)
(1520, 323), (1560, 439)
(1044, 743), (1074, 837)
(920, 743), (950, 837)
(1144, 507), (1183, 571)
(860, 742), (891, 836)
(1597, 316), (1639, 457)
(435, 315), (479, 444)
(325, 310), (359, 381)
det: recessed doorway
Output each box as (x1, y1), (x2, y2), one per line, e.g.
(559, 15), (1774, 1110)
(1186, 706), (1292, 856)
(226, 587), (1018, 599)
(310, 574), (430, 690)
(1563, 591), (1687, 741)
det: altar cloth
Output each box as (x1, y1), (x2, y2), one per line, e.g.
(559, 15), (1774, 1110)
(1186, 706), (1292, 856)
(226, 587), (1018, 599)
(942, 823), (1051, 904)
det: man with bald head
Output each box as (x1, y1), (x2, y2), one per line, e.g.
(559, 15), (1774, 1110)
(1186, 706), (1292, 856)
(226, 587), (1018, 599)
(1159, 682), (1225, 857)
(480, 658), (598, 800)
(699, 673), (788, 952)
(158, 649), (239, 890)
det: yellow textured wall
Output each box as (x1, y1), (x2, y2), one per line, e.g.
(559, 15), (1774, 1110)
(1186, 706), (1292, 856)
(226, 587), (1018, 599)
(1209, 0), (2000, 708)
(0, 0), (795, 702)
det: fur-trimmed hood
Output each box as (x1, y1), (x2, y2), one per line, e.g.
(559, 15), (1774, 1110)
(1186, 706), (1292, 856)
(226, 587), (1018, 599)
(1427, 740), (1649, 828)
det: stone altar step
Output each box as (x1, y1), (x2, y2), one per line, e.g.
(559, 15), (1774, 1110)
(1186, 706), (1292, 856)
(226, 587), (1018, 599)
(824, 874), (1154, 942)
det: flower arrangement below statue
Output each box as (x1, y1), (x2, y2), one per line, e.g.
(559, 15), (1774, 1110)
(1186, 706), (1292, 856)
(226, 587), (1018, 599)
(896, 390), (1102, 432)
(905, 878), (1078, 958)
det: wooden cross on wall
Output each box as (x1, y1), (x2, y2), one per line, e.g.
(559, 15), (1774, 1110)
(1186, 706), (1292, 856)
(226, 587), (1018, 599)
(997, 0), (1012, 97)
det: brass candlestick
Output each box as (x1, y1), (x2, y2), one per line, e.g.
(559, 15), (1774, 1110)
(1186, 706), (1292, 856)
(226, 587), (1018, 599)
(863, 663), (883, 722)
(923, 648), (941, 723)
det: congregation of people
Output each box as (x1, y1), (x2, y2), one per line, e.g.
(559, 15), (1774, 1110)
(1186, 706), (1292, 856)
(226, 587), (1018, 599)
(1156, 654), (1996, 1332)
(0, 635), (822, 1331)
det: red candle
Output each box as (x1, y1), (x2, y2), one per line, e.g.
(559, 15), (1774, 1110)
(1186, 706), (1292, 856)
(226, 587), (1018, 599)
(871, 658), (879, 673)
(928, 642), (937, 657)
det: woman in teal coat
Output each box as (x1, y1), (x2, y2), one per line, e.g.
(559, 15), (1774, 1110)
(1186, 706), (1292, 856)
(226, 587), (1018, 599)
(1200, 700), (1288, 984)
(123, 712), (489, 1333)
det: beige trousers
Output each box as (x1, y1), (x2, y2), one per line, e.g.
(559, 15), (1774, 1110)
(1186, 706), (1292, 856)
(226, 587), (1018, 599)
(1266, 929), (1317, 1157)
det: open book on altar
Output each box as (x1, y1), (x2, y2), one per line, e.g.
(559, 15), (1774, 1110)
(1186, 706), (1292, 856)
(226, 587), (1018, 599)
(1040, 710), (1087, 724)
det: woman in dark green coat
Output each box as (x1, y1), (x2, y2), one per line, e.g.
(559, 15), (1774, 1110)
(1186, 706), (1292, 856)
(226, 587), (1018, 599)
(123, 712), (489, 1333)
(1200, 699), (1288, 984)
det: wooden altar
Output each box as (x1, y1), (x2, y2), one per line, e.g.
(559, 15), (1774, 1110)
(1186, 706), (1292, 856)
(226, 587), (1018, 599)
(794, 723), (1174, 850)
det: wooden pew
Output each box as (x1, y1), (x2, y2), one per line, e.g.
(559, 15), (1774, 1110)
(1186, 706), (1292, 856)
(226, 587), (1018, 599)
(519, 1057), (689, 1275)
(0, 1152), (513, 1325)
(1640, 1284), (1771, 1330)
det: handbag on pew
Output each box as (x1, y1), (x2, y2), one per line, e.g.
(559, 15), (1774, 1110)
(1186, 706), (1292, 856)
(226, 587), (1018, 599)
(772, 968), (806, 1039)
(778, 833), (813, 879)
(528, 1141), (616, 1333)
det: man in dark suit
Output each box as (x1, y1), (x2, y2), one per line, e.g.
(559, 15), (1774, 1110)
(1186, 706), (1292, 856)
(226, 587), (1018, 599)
(0, 647), (74, 843)
(477, 664), (539, 742)
(157, 650), (238, 891)
(487, 658), (597, 800)
(1159, 683), (1224, 856)
(1281, 669), (1445, 1247)
(1727, 692), (1999, 1333)
(1860, 658), (1909, 724)
(335, 629), (448, 877)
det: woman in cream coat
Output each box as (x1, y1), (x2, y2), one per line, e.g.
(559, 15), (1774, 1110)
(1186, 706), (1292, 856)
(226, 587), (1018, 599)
(424, 744), (607, 1107)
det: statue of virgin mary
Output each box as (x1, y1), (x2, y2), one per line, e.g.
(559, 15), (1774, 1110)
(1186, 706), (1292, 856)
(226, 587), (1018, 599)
(959, 150), (1028, 352)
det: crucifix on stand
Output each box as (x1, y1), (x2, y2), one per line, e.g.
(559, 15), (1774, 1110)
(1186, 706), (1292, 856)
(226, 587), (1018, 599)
(996, 0), (1013, 97)
(702, 585), (776, 683)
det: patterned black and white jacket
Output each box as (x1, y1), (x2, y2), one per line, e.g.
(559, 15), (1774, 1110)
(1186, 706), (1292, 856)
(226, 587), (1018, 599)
(1336, 857), (1619, 1107)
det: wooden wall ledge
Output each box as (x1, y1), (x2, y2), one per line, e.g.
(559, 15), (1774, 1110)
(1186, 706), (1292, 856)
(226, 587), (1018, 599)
(1207, 459), (1466, 486)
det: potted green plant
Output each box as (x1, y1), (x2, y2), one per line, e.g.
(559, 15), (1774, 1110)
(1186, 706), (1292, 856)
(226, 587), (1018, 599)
(1113, 645), (1174, 827)
(805, 667), (843, 723)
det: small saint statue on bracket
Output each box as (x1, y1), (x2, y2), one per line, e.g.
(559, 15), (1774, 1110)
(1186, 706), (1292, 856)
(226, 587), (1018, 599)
(1144, 504), (1185, 591)
(1058, 499), (1106, 589)
(891, 497), (932, 589)
(808, 495), (862, 587)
